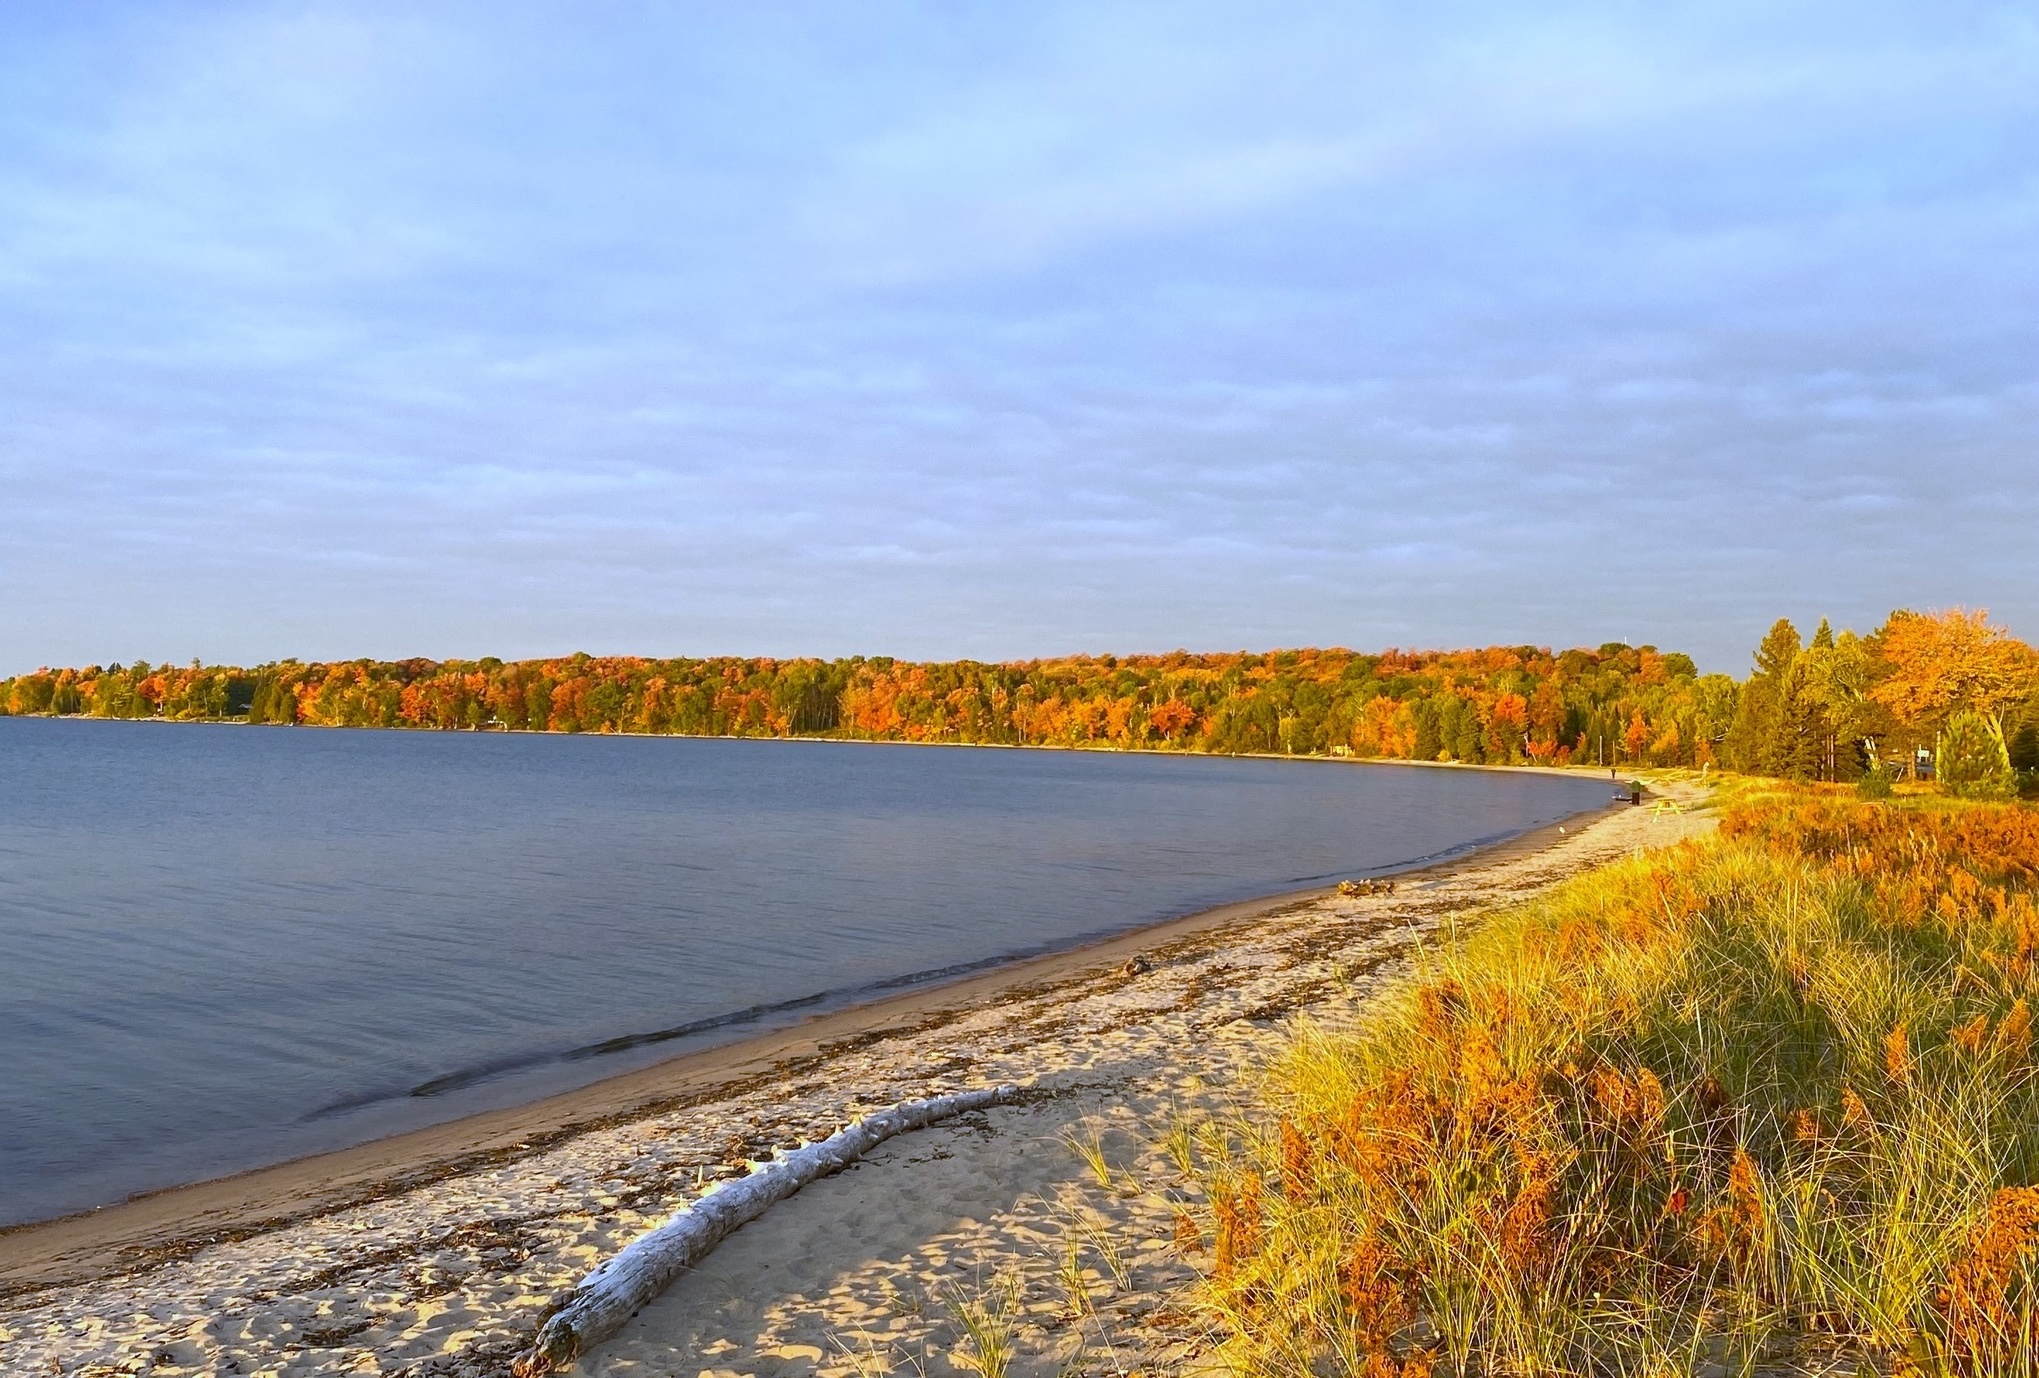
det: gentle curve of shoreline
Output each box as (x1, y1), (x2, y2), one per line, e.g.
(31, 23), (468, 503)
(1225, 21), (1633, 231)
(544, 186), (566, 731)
(0, 725), (1622, 1238)
(5, 709), (1619, 766)
(1, 780), (1710, 1378)
(0, 786), (1626, 1292)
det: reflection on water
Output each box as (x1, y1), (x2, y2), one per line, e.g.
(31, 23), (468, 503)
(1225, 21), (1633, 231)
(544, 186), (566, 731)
(0, 718), (1613, 1225)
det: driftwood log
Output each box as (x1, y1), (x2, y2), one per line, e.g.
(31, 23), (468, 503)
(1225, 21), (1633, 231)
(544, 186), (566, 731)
(512, 1083), (1021, 1375)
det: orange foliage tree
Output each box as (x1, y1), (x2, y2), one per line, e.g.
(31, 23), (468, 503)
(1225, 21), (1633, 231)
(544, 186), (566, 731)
(0, 641), (1733, 768)
(1871, 608), (2036, 743)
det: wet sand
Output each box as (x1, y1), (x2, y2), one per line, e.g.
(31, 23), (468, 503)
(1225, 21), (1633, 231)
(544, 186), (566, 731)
(0, 779), (1707, 1378)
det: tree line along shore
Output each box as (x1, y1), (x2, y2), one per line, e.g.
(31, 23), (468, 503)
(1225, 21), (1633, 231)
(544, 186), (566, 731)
(4, 607), (2037, 791)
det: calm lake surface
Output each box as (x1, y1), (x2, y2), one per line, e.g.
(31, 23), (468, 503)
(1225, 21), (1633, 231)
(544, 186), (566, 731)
(0, 718), (1616, 1225)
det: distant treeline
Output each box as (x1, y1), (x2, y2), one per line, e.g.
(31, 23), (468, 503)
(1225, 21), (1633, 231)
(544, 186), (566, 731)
(0, 644), (1725, 766)
(5, 610), (2037, 779)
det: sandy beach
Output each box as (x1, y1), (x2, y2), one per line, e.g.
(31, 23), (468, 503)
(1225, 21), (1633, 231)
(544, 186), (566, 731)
(0, 781), (1710, 1378)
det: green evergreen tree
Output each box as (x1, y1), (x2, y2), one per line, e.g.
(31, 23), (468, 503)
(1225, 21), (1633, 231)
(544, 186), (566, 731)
(1411, 699), (1441, 762)
(1940, 710), (2017, 800)
(1724, 618), (1801, 772)
(1753, 619), (1802, 677)
(1769, 659), (1825, 780)
(1452, 706), (1484, 763)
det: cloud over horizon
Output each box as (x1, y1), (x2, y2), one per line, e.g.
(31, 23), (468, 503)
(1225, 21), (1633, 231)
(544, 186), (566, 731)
(3, 2), (2035, 674)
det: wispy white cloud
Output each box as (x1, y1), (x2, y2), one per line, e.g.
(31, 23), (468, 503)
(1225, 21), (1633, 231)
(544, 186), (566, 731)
(0, 2), (2035, 671)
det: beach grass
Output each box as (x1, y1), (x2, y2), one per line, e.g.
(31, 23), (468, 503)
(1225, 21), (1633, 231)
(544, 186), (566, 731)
(1180, 784), (2039, 1375)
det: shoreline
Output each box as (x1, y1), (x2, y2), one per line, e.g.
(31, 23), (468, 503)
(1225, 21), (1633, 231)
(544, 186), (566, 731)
(1, 784), (1711, 1378)
(0, 794), (1627, 1296)
(1, 711), (1645, 779)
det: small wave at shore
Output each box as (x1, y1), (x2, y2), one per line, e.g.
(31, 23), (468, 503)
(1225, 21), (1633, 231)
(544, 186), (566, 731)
(300, 834), (1518, 1124)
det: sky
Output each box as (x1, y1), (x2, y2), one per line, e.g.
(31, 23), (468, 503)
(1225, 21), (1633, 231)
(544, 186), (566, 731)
(2, 3), (2035, 675)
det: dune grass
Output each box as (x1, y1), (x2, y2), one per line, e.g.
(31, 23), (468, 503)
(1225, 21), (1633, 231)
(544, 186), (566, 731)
(1181, 787), (2039, 1376)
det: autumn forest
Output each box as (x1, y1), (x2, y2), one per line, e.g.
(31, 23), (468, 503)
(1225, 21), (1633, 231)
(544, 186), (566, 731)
(6, 609), (2037, 788)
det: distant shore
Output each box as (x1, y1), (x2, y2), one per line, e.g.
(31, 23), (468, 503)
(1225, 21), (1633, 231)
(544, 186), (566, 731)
(3, 709), (1648, 784)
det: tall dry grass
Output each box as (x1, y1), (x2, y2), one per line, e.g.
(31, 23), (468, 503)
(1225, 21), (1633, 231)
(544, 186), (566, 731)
(1182, 788), (2039, 1376)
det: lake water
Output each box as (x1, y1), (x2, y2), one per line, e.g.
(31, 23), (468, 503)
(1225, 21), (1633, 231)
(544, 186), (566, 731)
(0, 718), (1616, 1226)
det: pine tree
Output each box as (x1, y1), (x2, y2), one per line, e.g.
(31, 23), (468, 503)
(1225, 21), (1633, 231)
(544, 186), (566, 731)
(1940, 710), (2017, 800)
(1769, 658), (1825, 780)
(1754, 619), (1802, 677)
(1411, 699), (1441, 762)
(1722, 679), (1774, 772)
(1724, 619), (1801, 771)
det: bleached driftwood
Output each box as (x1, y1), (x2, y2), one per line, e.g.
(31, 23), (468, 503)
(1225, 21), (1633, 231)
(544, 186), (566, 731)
(512, 1083), (1020, 1375)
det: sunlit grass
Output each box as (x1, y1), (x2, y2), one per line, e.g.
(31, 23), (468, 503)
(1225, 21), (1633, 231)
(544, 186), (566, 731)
(1178, 789), (2039, 1376)
(947, 1271), (1022, 1378)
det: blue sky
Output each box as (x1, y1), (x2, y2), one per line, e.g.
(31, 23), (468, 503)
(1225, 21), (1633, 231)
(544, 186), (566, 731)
(3, 3), (2035, 673)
